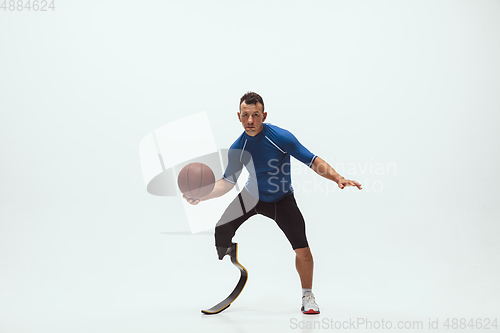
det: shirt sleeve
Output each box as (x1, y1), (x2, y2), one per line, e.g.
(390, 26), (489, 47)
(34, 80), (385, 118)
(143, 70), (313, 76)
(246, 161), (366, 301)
(280, 130), (317, 168)
(222, 148), (244, 184)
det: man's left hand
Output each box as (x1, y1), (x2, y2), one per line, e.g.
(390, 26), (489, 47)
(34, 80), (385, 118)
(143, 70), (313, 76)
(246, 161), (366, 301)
(338, 178), (362, 190)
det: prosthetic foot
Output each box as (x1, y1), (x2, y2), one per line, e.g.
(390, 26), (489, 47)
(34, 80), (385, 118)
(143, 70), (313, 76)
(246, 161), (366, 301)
(202, 243), (248, 314)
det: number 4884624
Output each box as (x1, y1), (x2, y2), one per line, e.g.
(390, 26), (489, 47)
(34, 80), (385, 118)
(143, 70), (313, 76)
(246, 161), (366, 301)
(1, 0), (56, 11)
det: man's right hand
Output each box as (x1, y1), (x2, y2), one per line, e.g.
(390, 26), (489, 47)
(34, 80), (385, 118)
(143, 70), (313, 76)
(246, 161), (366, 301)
(183, 195), (201, 205)
(181, 178), (234, 205)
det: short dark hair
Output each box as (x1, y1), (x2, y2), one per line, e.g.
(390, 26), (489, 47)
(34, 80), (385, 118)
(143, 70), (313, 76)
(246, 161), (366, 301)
(239, 92), (264, 112)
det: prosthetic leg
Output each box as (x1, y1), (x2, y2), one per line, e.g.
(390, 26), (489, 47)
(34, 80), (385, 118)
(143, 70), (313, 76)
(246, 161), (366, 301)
(201, 243), (248, 314)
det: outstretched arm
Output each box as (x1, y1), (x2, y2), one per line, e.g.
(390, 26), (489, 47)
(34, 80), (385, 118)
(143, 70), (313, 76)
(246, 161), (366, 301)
(183, 178), (235, 205)
(311, 157), (362, 190)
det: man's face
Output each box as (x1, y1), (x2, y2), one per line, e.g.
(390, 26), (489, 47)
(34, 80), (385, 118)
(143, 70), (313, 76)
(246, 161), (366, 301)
(238, 101), (267, 137)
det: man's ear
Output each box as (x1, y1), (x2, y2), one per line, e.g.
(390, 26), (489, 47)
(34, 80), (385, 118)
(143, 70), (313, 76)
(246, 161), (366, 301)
(262, 111), (267, 122)
(237, 112), (241, 122)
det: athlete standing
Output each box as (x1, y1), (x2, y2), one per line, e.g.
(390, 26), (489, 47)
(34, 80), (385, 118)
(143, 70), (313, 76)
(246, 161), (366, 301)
(184, 92), (362, 314)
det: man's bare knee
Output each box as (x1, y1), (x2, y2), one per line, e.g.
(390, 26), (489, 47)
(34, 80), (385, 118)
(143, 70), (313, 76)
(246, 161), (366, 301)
(295, 247), (313, 261)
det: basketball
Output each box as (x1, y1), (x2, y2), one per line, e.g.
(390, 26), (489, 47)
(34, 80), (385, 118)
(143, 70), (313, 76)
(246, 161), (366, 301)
(177, 163), (216, 200)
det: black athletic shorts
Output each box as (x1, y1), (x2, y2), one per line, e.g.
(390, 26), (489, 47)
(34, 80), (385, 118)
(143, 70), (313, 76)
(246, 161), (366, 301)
(214, 189), (309, 250)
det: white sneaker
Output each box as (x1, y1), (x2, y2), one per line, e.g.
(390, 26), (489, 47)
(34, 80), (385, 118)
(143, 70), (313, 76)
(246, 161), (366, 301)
(301, 291), (320, 314)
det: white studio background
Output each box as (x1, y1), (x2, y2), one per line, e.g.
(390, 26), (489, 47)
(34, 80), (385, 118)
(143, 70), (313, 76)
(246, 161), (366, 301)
(1, 1), (499, 333)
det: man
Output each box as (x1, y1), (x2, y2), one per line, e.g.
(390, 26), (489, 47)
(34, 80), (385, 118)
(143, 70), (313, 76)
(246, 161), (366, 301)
(184, 92), (362, 314)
